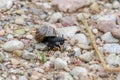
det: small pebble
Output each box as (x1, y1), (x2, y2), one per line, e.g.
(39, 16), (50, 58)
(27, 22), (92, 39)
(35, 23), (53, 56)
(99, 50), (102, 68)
(112, 0), (120, 9)
(3, 40), (24, 52)
(22, 50), (37, 60)
(54, 58), (68, 70)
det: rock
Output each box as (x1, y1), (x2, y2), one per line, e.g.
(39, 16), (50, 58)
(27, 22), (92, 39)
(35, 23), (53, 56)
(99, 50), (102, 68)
(90, 2), (100, 12)
(103, 43), (120, 54)
(26, 34), (33, 39)
(35, 43), (47, 50)
(11, 58), (20, 65)
(65, 44), (72, 51)
(56, 26), (78, 38)
(19, 76), (27, 80)
(3, 40), (24, 52)
(43, 3), (51, 9)
(60, 16), (76, 27)
(13, 50), (23, 57)
(15, 16), (24, 25)
(98, 72), (109, 78)
(70, 67), (88, 80)
(116, 12), (120, 25)
(106, 54), (120, 66)
(77, 13), (90, 21)
(0, 30), (5, 36)
(14, 9), (24, 15)
(112, 0), (120, 9)
(77, 44), (91, 49)
(71, 33), (89, 45)
(96, 14), (120, 39)
(89, 64), (103, 71)
(0, 52), (5, 61)
(39, 11), (47, 20)
(52, 0), (92, 12)
(92, 28), (98, 34)
(54, 58), (68, 70)
(104, 3), (112, 9)
(101, 32), (119, 43)
(116, 73), (120, 80)
(14, 29), (26, 35)
(79, 51), (94, 62)
(0, 0), (13, 11)
(30, 71), (42, 80)
(73, 47), (81, 57)
(49, 12), (62, 23)
(55, 72), (73, 80)
(97, 15), (116, 29)
(6, 34), (14, 40)
(22, 50), (37, 60)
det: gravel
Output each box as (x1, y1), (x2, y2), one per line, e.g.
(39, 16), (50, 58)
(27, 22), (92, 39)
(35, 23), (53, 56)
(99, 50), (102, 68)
(0, 0), (119, 80)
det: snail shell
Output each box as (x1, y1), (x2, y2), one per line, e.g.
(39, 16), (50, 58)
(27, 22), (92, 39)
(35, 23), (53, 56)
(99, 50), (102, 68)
(35, 24), (57, 42)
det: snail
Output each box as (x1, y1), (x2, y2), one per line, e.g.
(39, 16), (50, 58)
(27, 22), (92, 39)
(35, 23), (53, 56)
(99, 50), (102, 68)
(35, 23), (65, 50)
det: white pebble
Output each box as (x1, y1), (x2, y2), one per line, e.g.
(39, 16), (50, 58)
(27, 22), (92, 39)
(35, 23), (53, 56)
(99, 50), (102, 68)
(54, 58), (68, 70)
(26, 34), (33, 39)
(3, 40), (24, 52)
(112, 1), (120, 9)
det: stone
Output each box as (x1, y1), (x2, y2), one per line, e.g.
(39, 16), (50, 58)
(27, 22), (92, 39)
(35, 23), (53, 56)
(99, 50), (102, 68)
(54, 58), (68, 70)
(73, 47), (81, 57)
(22, 50), (37, 60)
(112, 0), (120, 9)
(70, 67), (88, 80)
(96, 15), (120, 38)
(3, 40), (24, 52)
(116, 12), (120, 25)
(77, 44), (91, 49)
(106, 54), (120, 66)
(11, 58), (20, 65)
(55, 72), (73, 80)
(52, 0), (92, 12)
(0, 52), (5, 61)
(19, 76), (27, 80)
(14, 29), (26, 35)
(15, 16), (24, 25)
(40, 11), (47, 20)
(12, 50), (23, 57)
(0, 0), (13, 11)
(97, 15), (116, 31)
(43, 3), (51, 9)
(26, 34), (33, 39)
(60, 16), (76, 27)
(0, 30), (5, 36)
(49, 12), (62, 23)
(35, 43), (47, 50)
(71, 33), (89, 45)
(79, 51), (94, 62)
(77, 13), (90, 21)
(90, 2), (100, 12)
(103, 43), (120, 54)
(14, 9), (24, 15)
(6, 34), (14, 40)
(101, 32), (119, 43)
(104, 3), (112, 9)
(92, 28), (98, 34)
(56, 26), (78, 38)
(116, 73), (120, 80)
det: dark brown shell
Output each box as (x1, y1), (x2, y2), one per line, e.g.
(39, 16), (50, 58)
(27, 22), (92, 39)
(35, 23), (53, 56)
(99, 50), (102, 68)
(35, 24), (56, 42)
